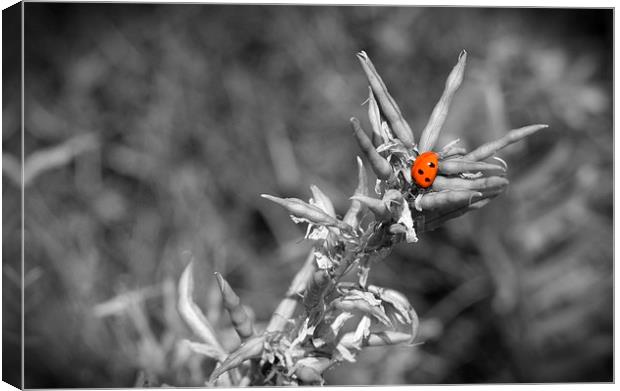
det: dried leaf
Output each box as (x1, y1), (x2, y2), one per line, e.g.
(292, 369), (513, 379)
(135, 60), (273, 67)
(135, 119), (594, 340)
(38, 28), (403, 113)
(368, 286), (413, 325)
(331, 297), (391, 326)
(395, 198), (418, 243)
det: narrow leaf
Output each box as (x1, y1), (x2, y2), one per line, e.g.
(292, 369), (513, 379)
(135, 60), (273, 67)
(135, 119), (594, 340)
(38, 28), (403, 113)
(214, 273), (255, 340)
(464, 124), (548, 161)
(343, 157), (369, 229)
(309, 184), (336, 218)
(356, 51), (415, 147)
(178, 261), (225, 354)
(419, 51), (467, 152)
(350, 117), (393, 180)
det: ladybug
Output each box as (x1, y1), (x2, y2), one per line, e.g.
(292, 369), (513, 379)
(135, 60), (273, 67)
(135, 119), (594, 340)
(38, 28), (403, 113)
(411, 151), (439, 188)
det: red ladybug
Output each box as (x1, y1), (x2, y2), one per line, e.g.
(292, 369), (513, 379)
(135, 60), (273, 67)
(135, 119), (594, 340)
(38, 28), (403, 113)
(411, 151), (439, 188)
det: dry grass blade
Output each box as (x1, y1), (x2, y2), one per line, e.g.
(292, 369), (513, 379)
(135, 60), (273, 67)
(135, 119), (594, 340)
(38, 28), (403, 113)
(350, 117), (392, 180)
(356, 51), (414, 147)
(463, 124), (549, 161)
(178, 261), (226, 354)
(11, 133), (99, 187)
(419, 51), (467, 152)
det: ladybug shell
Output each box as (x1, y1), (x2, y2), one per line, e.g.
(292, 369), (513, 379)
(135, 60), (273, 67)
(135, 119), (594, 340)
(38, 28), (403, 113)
(411, 151), (439, 188)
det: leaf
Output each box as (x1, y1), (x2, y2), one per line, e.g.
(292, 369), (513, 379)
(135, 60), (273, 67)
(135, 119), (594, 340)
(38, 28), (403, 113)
(463, 124), (548, 161)
(356, 51), (415, 147)
(309, 184), (336, 218)
(183, 339), (227, 362)
(208, 335), (266, 383)
(350, 117), (393, 180)
(214, 272), (255, 340)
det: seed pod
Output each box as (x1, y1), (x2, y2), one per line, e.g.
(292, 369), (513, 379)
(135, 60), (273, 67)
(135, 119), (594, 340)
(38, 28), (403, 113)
(214, 273), (255, 340)
(432, 175), (509, 193)
(309, 184), (336, 218)
(350, 117), (392, 180)
(350, 195), (389, 221)
(209, 334), (266, 383)
(331, 297), (391, 326)
(356, 51), (415, 147)
(438, 159), (506, 176)
(419, 51), (467, 152)
(417, 190), (483, 212)
(261, 194), (345, 229)
(343, 157), (368, 229)
(463, 124), (548, 161)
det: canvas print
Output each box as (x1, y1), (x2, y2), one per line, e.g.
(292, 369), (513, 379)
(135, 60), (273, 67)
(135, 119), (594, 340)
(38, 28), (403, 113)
(2, 3), (613, 388)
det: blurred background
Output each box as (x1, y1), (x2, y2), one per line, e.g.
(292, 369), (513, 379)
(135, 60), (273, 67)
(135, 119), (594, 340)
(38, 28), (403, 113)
(2, 3), (612, 387)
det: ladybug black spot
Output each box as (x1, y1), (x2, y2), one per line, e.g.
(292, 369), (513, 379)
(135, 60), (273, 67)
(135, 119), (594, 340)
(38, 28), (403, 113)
(417, 169), (424, 175)
(428, 162), (436, 168)
(425, 177), (431, 182)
